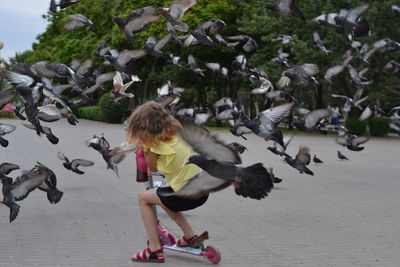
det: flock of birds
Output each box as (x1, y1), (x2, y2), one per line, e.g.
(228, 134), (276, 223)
(0, 0), (400, 222)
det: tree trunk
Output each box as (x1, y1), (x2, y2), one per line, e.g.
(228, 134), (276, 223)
(143, 58), (157, 102)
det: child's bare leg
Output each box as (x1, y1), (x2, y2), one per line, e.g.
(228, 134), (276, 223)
(160, 208), (196, 239)
(139, 188), (196, 242)
(138, 189), (162, 251)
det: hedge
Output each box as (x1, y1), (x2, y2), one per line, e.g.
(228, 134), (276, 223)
(78, 106), (103, 121)
(369, 117), (391, 137)
(345, 118), (367, 136)
(98, 94), (128, 123)
(0, 111), (16, 119)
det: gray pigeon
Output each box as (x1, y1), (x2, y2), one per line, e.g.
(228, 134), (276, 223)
(335, 134), (369, 151)
(284, 146), (314, 176)
(162, 121), (273, 200)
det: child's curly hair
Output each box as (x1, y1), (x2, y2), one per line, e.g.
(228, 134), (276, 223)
(125, 101), (182, 147)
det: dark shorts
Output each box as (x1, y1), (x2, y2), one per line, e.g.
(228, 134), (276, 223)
(156, 186), (209, 212)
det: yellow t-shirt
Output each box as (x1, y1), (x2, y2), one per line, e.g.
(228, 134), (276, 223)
(144, 135), (201, 192)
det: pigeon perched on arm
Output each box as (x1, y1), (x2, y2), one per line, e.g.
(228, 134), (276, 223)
(163, 121), (273, 200)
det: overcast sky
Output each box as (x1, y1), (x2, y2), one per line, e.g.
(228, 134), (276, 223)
(0, 0), (50, 60)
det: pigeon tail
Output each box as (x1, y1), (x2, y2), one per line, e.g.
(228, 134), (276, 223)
(304, 167), (314, 176)
(46, 134), (59, 145)
(234, 163), (273, 200)
(0, 137), (9, 147)
(347, 146), (364, 151)
(9, 202), (20, 223)
(72, 168), (85, 175)
(47, 188), (64, 204)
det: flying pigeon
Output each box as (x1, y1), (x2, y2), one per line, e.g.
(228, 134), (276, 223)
(335, 134), (369, 151)
(63, 14), (97, 32)
(267, 135), (293, 157)
(110, 72), (139, 103)
(264, 0), (306, 21)
(113, 6), (161, 45)
(85, 135), (136, 177)
(161, 120), (273, 200)
(293, 109), (331, 134)
(0, 123), (16, 148)
(284, 146), (314, 176)
(277, 64), (319, 89)
(241, 102), (295, 147)
(0, 163), (51, 222)
(57, 152), (94, 175)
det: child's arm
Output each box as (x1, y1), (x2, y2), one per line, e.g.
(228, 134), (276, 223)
(144, 151), (158, 172)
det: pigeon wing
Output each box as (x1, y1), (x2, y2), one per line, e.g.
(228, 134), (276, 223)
(171, 172), (231, 199)
(179, 120), (241, 164)
(76, 59), (93, 76)
(346, 3), (370, 23)
(11, 168), (49, 201)
(294, 145), (311, 165)
(352, 136), (369, 146)
(335, 137), (347, 146)
(0, 89), (16, 109)
(0, 70), (34, 87)
(259, 102), (294, 126)
(71, 159), (94, 169)
(0, 124), (16, 135)
(169, 0), (197, 20)
(154, 33), (172, 51)
(57, 152), (67, 161)
(117, 49), (148, 66)
(304, 109), (330, 128)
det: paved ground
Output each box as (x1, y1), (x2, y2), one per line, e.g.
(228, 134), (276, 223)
(0, 118), (399, 267)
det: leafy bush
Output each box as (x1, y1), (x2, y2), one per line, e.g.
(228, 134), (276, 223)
(0, 111), (16, 119)
(78, 106), (103, 121)
(345, 118), (367, 136)
(98, 94), (128, 123)
(369, 117), (391, 137)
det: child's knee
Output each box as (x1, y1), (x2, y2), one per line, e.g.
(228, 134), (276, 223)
(138, 192), (147, 204)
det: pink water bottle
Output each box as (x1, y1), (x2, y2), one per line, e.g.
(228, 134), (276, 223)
(135, 150), (148, 183)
